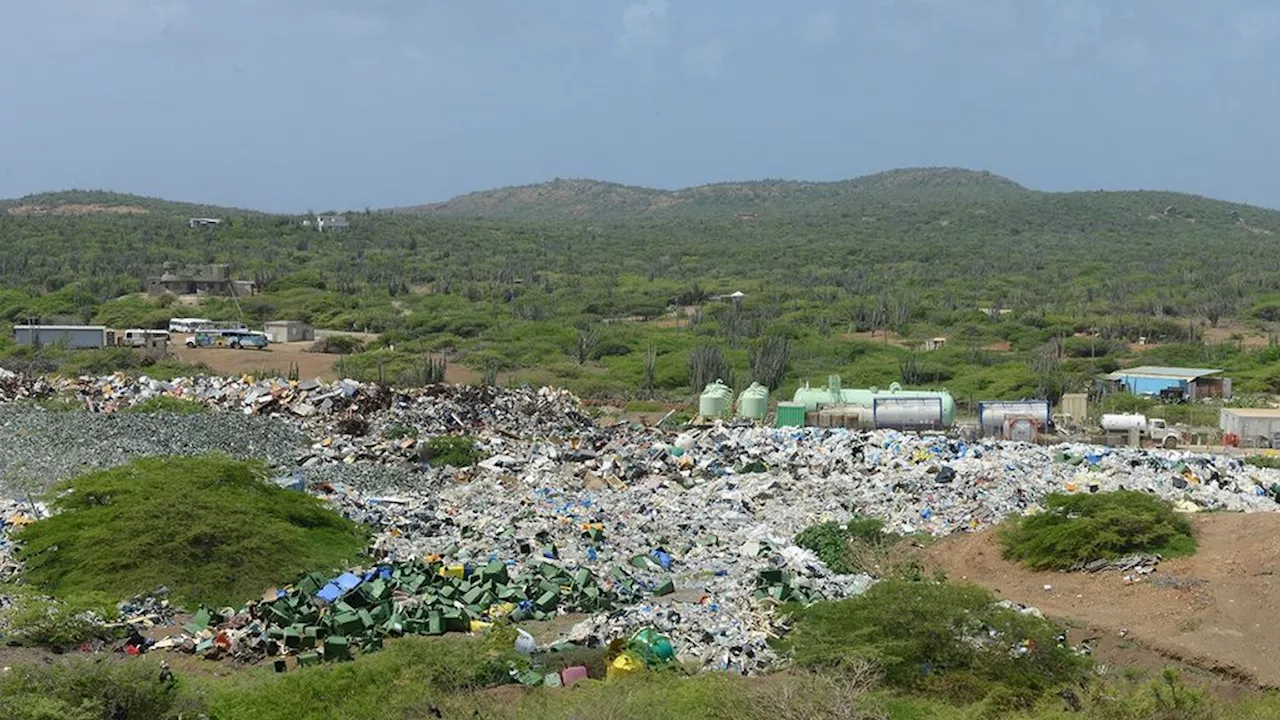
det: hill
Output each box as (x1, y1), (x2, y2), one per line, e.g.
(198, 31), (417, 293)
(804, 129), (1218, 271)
(5, 166), (1280, 402)
(0, 190), (257, 219)
(399, 167), (1030, 219)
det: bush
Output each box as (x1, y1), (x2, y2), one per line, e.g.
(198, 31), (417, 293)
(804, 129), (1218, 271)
(422, 436), (482, 468)
(784, 581), (1091, 707)
(17, 456), (367, 608)
(383, 423), (419, 440)
(998, 491), (1196, 570)
(123, 396), (207, 415)
(310, 335), (365, 354)
(0, 590), (107, 647)
(795, 516), (900, 575)
(1245, 455), (1280, 469)
(0, 656), (200, 720)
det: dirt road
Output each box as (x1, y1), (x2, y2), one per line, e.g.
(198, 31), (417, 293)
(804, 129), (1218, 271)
(170, 340), (486, 385)
(926, 513), (1280, 687)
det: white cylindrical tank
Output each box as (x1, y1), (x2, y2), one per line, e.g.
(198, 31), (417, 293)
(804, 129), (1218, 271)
(872, 397), (944, 430)
(1101, 413), (1147, 432)
(978, 400), (1051, 432)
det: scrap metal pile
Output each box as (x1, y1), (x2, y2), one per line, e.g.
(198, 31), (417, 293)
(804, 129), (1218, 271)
(2, 371), (1280, 673)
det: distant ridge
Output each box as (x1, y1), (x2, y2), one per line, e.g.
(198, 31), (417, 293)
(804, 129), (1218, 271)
(0, 190), (257, 218)
(397, 167), (1030, 219)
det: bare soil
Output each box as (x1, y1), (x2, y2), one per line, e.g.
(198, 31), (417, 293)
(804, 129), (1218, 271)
(925, 512), (1280, 688)
(170, 339), (493, 385)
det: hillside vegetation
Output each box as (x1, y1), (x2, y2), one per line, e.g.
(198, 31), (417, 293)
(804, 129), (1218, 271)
(403, 167), (1028, 219)
(2, 167), (1280, 402)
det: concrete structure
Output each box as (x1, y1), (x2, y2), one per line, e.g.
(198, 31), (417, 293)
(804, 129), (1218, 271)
(188, 217), (222, 228)
(13, 325), (113, 349)
(1060, 393), (1089, 426)
(148, 263), (257, 297)
(1104, 366), (1231, 401)
(1220, 408), (1280, 448)
(263, 320), (315, 344)
(314, 215), (349, 232)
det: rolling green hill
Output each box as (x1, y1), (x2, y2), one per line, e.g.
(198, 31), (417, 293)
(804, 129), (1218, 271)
(399, 167), (1029, 219)
(0, 190), (257, 219)
(4, 167), (1280, 401)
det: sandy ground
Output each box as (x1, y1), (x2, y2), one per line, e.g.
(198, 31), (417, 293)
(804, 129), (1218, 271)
(925, 513), (1280, 688)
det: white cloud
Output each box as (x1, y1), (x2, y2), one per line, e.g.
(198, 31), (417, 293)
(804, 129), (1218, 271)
(684, 38), (728, 80)
(618, 0), (668, 51)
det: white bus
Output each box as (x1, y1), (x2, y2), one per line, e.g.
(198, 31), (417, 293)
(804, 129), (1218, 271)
(168, 318), (213, 333)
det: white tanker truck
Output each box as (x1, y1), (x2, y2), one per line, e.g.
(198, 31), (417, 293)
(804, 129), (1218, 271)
(1100, 413), (1181, 448)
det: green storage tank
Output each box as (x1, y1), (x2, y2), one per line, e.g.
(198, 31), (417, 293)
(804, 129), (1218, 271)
(698, 380), (733, 419)
(775, 401), (807, 427)
(791, 376), (956, 427)
(737, 382), (769, 421)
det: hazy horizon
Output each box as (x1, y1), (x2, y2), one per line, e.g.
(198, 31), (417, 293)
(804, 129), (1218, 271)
(4, 1), (1278, 213)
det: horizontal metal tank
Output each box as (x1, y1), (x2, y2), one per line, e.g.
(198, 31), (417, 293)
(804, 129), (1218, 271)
(792, 376), (956, 427)
(978, 400), (1051, 435)
(736, 382), (769, 421)
(698, 380), (733, 419)
(1101, 413), (1147, 432)
(873, 397), (944, 430)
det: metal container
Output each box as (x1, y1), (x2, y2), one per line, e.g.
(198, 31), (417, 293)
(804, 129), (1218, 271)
(736, 383), (769, 420)
(978, 400), (1050, 435)
(872, 397), (944, 430)
(698, 380), (733, 419)
(775, 402), (807, 427)
(792, 376), (955, 426)
(1101, 413), (1147, 432)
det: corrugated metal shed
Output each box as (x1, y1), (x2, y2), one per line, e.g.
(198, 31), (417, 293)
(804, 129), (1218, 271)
(1104, 366), (1224, 381)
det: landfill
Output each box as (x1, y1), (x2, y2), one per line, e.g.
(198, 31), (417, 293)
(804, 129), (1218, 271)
(2, 370), (1280, 673)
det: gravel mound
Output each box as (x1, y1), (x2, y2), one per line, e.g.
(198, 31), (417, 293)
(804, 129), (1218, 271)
(0, 406), (307, 493)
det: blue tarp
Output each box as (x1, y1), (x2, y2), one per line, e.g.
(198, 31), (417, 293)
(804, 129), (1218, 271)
(316, 583), (343, 603)
(335, 572), (362, 591)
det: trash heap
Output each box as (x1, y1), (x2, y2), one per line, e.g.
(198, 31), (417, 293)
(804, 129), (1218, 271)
(5, 370), (1280, 674)
(163, 557), (623, 665)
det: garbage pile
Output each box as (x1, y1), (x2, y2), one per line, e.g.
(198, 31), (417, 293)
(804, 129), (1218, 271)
(161, 558), (623, 665)
(5, 371), (1280, 673)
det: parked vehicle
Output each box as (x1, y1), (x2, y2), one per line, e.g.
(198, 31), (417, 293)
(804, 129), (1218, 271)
(120, 329), (171, 348)
(1100, 413), (1180, 448)
(185, 329), (270, 350)
(168, 318), (213, 333)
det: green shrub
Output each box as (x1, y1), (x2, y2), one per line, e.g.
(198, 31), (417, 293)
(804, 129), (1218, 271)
(998, 491), (1196, 570)
(124, 396), (208, 415)
(795, 516), (898, 575)
(783, 581), (1091, 707)
(0, 590), (107, 647)
(422, 436), (482, 468)
(382, 423), (419, 440)
(17, 456), (367, 609)
(795, 522), (853, 573)
(0, 656), (200, 720)
(1245, 455), (1280, 469)
(309, 334), (365, 354)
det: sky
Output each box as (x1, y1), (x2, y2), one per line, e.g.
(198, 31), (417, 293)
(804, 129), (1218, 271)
(2, 0), (1278, 212)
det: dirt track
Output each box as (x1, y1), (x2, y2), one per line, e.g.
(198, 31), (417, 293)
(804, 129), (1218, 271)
(926, 513), (1280, 688)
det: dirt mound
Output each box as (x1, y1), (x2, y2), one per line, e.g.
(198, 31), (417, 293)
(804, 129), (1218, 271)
(926, 513), (1280, 688)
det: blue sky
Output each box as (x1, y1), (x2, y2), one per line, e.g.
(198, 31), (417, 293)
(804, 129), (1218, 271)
(2, 1), (1278, 212)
